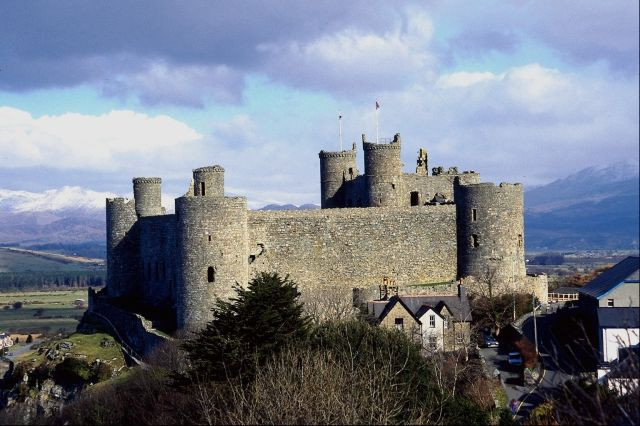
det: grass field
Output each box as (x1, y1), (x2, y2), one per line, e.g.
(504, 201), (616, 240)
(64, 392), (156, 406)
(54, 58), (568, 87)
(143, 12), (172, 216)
(0, 248), (102, 273)
(0, 289), (88, 335)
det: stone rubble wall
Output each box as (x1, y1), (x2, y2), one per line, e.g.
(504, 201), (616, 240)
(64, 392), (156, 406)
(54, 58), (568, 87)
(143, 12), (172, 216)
(88, 294), (170, 359)
(247, 205), (458, 295)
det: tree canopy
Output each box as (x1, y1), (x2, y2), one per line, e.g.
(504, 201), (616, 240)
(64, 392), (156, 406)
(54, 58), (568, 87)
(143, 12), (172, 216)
(182, 272), (309, 380)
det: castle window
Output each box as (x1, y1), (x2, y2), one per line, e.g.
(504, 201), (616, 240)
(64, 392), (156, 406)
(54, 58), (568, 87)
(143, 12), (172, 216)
(607, 299), (614, 307)
(208, 234), (212, 242)
(207, 266), (215, 283)
(471, 234), (479, 248)
(391, 183), (396, 189)
(348, 167), (353, 175)
(443, 316), (449, 329)
(201, 182), (206, 196)
(472, 208), (477, 222)
(455, 332), (464, 345)
(410, 191), (419, 206)
(429, 315), (436, 328)
(518, 234), (523, 248)
(394, 318), (404, 331)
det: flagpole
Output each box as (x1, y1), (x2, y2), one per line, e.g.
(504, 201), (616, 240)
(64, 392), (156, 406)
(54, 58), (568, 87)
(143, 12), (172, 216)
(338, 114), (343, 151)
(375, 101), (379, 143)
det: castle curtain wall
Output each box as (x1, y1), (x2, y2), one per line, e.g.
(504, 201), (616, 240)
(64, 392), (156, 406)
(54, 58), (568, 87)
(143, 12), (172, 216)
(247, 205), (457, 291)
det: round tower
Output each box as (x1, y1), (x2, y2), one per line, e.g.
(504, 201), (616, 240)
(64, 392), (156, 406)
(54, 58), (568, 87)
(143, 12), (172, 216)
(174, 195), (248, 331)
(363, 133), (403, 207)
(106, 197), (140, 298)
(319, 146), (358, 208)
(454, 182), (526, 290)
(193, 166), (225, 197)
(132, 177), (163, 217)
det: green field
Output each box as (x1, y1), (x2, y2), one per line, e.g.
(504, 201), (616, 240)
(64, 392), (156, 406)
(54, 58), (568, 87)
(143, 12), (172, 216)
(0, 289), (88, 335)
(0, 248), (100, 273)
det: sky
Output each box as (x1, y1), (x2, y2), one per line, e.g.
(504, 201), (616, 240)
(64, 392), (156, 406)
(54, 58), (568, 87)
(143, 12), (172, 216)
(0, 0), (638, 209)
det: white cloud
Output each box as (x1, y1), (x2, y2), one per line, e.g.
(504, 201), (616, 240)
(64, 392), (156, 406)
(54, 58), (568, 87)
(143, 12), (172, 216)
(0, 107), (202, 172)
(351, 63), (638, 186)
(258, 12), (437, 95)
(436, 71), (498, 88)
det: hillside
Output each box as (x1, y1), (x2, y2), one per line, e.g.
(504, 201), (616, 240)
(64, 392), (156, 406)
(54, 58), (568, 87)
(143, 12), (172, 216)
(525, 163), (639, 250)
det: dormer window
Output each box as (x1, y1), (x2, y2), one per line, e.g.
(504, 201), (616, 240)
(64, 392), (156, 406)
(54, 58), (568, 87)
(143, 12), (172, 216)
(429, 315), (436, 328)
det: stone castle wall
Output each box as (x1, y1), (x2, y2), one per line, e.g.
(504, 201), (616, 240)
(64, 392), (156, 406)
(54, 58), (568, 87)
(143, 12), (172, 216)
(402, 172), (480, 205)
(319, 148), (358, 208)
(138, 215), (177, 308)
(247, 204), (458, 294)
(132, 177), (163, 217)
(103, 131), (542, 333)
(455, 182), (525, 286)
(105, 198), (139, 298)
(363, 135), (403, 207)
(175, 195), (249, 331)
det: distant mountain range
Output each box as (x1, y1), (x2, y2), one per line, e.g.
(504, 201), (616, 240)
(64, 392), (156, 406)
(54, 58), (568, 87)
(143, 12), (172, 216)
(524, 162), (639, 250)
(259, 203), (320, 211)
(0, 163), (637, 256)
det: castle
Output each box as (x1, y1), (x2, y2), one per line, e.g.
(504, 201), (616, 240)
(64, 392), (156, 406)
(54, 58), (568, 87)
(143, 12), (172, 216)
(101, 132), (546, 334)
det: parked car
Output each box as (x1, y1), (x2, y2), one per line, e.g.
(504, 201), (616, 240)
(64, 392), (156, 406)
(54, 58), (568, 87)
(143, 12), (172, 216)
(508, 351), (523, 366)
(482, 334), (499, 348)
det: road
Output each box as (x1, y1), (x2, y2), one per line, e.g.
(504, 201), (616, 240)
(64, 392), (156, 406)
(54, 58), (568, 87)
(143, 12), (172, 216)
(479, 306), (582, 421)
(5, 338), (43, 361)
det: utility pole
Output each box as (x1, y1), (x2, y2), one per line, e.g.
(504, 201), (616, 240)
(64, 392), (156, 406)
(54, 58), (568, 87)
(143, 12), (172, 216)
(532, 296), (539, 356)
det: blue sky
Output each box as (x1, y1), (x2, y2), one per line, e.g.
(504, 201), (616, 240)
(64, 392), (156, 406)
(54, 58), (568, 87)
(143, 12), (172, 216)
(0, 1), (638, 208)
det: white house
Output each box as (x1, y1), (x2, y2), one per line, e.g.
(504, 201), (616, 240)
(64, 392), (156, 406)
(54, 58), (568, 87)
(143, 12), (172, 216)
(577, 256), (639, 379)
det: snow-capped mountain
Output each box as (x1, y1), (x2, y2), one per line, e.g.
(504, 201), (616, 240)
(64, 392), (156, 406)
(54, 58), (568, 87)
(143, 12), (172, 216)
(0, 187), (113, 252)
(0, 186), (116, 213)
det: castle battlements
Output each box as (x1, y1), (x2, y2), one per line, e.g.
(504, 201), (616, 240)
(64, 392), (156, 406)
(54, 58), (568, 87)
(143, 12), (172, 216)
(103, 130), (539, 332)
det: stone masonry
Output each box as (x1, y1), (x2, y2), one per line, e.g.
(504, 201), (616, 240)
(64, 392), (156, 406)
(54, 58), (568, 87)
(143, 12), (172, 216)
(102, 131), (543, 332)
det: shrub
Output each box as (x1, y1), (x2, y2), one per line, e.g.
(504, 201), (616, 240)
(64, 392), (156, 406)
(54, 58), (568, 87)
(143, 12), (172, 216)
(54, 357), (91, 385)
(12, 301), (22, 310)
(91, 362), (113, 383)
(183, 272), (309, 381)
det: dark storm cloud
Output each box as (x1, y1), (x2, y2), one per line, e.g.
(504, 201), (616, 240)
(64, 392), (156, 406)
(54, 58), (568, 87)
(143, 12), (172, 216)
(0, 1), (403, 93)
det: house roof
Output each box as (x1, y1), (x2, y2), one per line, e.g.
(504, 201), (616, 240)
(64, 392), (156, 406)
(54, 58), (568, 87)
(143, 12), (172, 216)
(377, 296), (421, 324)
(375, 293), (471, 324)
(597, 307), (640, 328)
(578, 256), (640, 299)
(415, 304), (439, 319)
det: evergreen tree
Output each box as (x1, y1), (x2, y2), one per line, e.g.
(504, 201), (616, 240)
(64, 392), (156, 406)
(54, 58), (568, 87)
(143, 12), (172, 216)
(183, 272), (309, 380)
